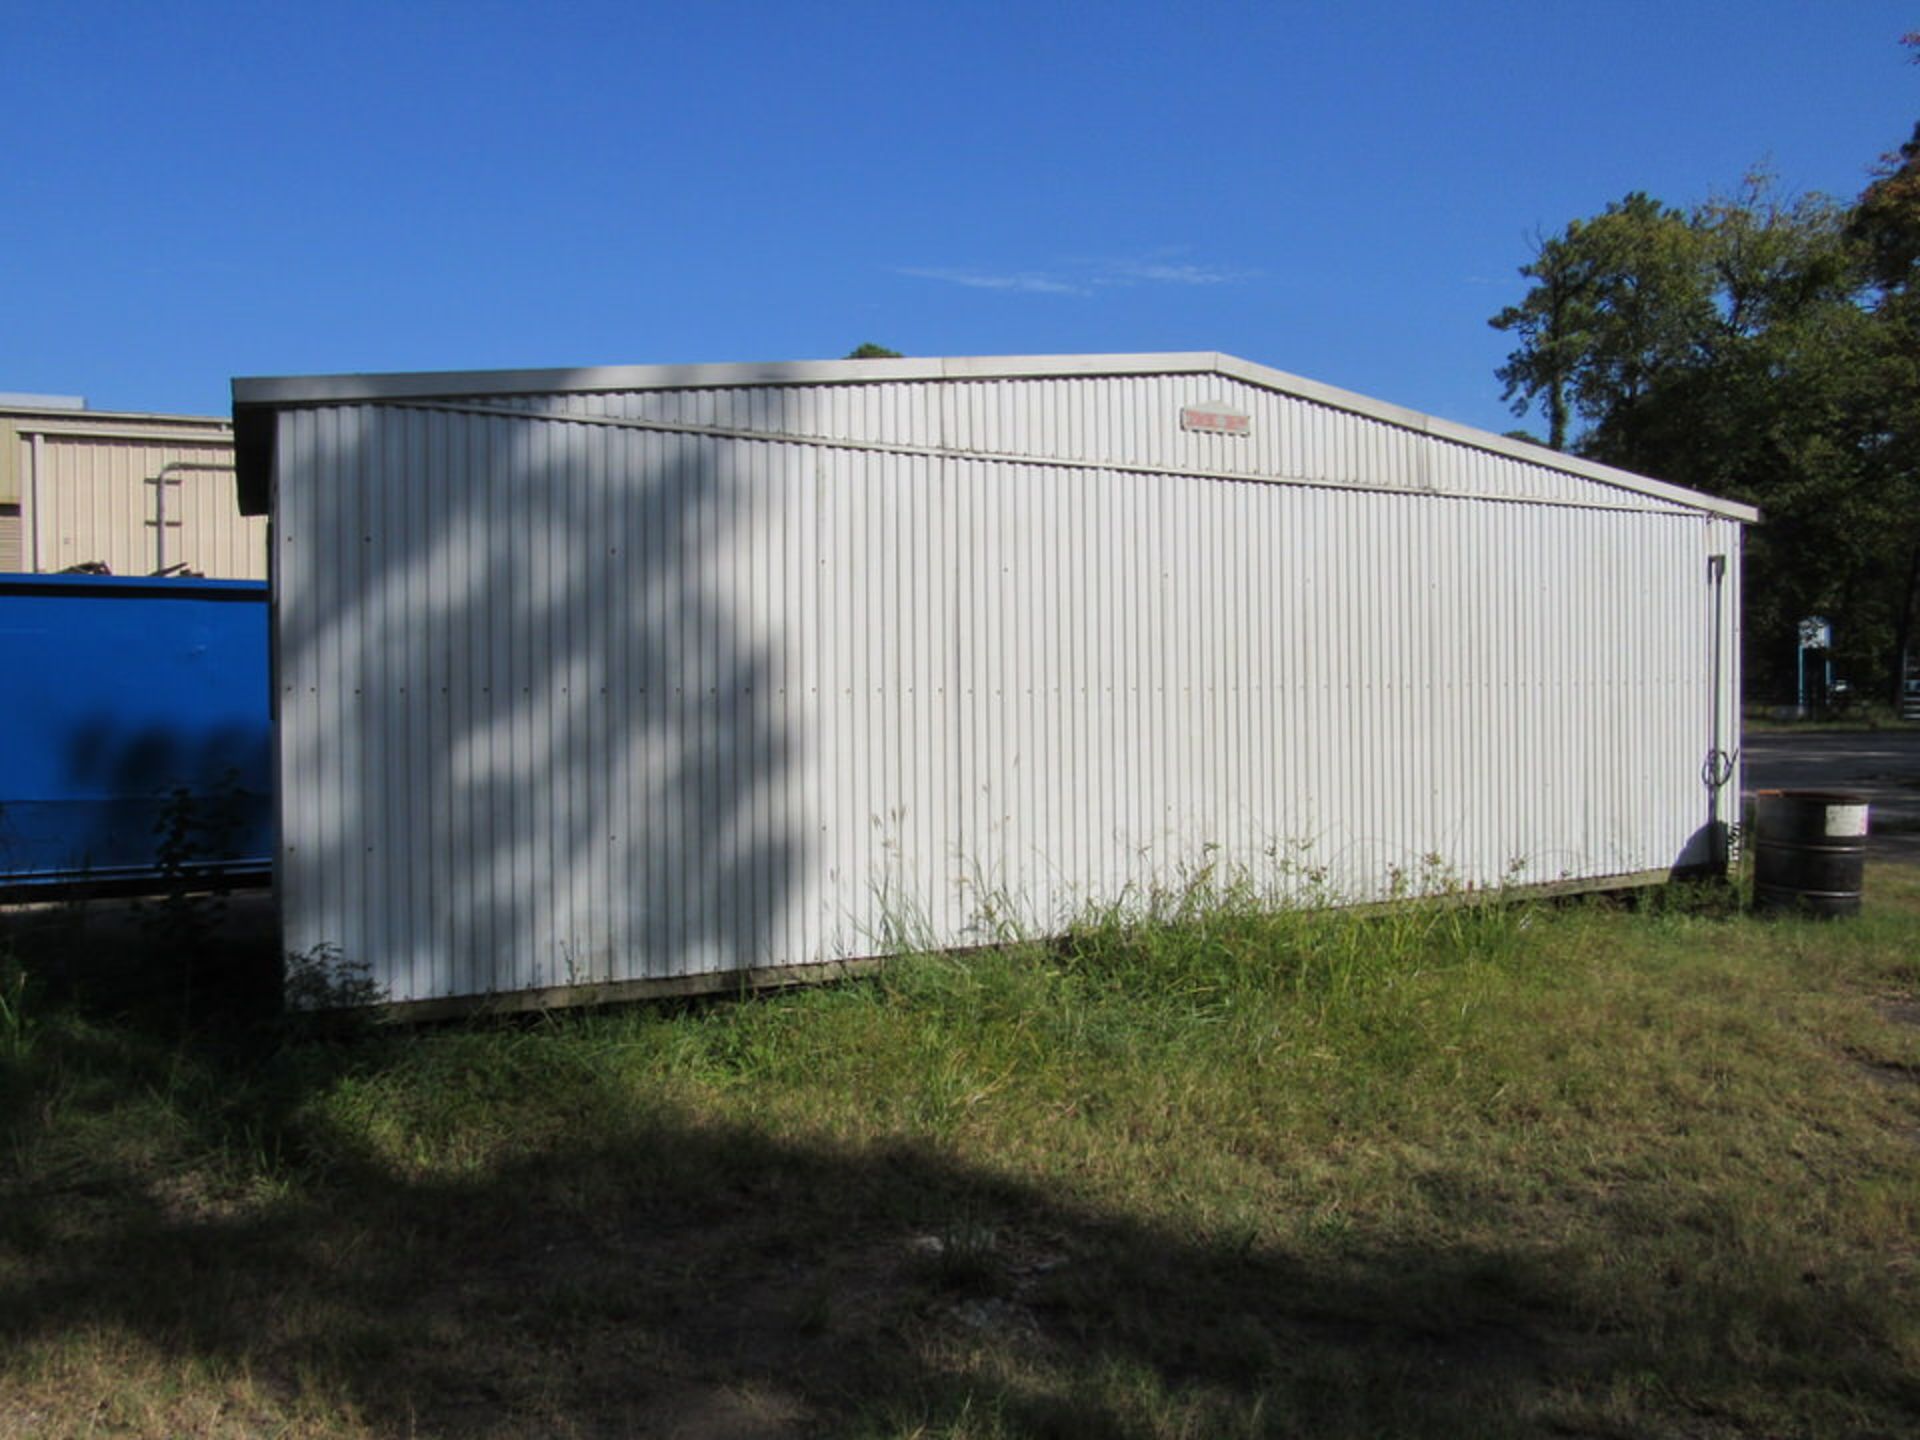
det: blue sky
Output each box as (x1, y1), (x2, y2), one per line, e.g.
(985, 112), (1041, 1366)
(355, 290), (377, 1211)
(5, 1), (1915, 436)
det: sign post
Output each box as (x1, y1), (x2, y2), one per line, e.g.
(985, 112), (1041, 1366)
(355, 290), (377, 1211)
(1797, 616), (1832, 716)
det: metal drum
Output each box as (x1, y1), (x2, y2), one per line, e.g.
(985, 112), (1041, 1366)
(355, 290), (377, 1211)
(1753, 790), (1869, 917)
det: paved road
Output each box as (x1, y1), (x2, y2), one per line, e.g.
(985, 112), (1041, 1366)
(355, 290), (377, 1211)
(1742, 728), (1920, 860)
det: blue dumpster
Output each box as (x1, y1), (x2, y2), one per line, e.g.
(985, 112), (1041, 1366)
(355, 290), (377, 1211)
(0, 573), (271, 888)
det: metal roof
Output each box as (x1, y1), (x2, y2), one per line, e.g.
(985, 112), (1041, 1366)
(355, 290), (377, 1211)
(230, 352), (1760, 523)
(1, 403), (229, 430)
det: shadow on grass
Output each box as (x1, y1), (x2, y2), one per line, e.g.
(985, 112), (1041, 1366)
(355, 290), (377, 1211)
(4, 997), (1919, 1439)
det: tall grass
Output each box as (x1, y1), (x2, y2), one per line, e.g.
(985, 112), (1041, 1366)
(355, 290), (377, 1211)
(4, 872), (1920, 1436)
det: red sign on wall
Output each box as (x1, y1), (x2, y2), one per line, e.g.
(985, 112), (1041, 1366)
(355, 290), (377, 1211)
(1180, 405), (1251, 436)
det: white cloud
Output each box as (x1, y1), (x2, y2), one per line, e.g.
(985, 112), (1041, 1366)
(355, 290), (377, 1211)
(896, 266), (1088, 296)
(897, 254), (1252, 297)
(1092, 259), (1248, 286)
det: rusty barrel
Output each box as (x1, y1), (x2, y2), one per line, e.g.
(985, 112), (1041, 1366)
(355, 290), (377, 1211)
(1753, 790), (1869, 917)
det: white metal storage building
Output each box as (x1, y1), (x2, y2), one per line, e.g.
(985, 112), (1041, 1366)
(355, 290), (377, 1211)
(233, 352), (1756, 1012)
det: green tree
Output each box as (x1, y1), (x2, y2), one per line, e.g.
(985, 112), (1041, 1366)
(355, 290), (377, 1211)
(1494, 38), (1920, 701)
(1490, 194), (1710, 452)
(1490, 174), (1902, 701)
(1848, 117), (1920, 695)
(845, 343), (904, 359)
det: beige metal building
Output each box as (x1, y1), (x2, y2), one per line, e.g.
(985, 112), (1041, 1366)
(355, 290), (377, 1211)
(0, 397), (265, 578)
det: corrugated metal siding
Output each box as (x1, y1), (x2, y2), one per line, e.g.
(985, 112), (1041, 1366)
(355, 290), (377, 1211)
(0, 506), (19, 572)
(276, 380), (1742, 1006)
(478, 374), (1677, 515)
(12, 429), (264, 578)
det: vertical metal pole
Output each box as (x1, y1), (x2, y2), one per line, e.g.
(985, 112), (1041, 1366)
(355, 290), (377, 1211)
(141, 461), (233, 575)
(27, 432), (43, 571)
(151, 467), (168, 573)
(1706, 554), (1729, 874)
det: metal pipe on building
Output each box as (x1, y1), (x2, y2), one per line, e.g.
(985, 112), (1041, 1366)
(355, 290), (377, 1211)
(27, 431), (44, 572)
(145, 460), (237, 574)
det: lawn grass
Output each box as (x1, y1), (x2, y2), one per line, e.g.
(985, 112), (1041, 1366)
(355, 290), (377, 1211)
(3, 869), (1920, 1437)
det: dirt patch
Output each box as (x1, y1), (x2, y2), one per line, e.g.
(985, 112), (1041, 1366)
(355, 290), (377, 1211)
(1874, 998), (1920, 1028)
(1853, 1058), (1920, 1092)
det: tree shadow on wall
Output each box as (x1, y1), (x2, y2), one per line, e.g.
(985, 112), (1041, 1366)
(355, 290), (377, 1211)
(45, 719), (272, 888)
(275, 393), (803, 999)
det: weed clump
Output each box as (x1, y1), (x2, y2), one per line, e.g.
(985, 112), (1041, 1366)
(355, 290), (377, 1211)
(283, 944), (388, 1014)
